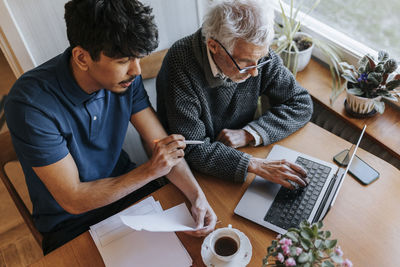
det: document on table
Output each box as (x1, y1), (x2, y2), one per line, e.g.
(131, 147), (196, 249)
(89, 197), (192, 267)
(120, 202), (203, 232)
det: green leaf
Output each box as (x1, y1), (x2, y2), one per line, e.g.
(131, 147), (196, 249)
(366, 55), (376, 72)
(298, 253), (310, 263)
(341, 74), (358, 83)
(303, 263), (311, 267)
(330, 253), (344, 264)
(309, 251), (316, 262)
(358, 55), (369, 70)
(343, 69), (358, 79)
(378, 50), (389, 61)
(301, 228), (314, 240)
(373, 100), (385, 114)
(286, 231), (299, 243)
(314, 239), (323, 249)
(300, 238), (312, 251)
(339, 61), (356, 71)
(347, 88), (364, 95)
(322, 260), (335, 267)
(300, 220), (310, 228)
(290, 246), (297, 257)
(367, 76), (379, 86)
(386, 80), (400, 90)
(384, 59), (398, 73)
(317, 221), (323, 229)
(382, 95), (398, 102)
(287, 227), (301, 234)
(375, 64), (384, 73)
(317, 250), (325, 259)
(325, 239), (337, 249)
(324, 231), (331, 239)
(369, 72), (383, 84)
(311, 224), (318, 236)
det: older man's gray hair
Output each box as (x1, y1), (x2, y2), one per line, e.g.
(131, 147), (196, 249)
(202, 0), (275, 52)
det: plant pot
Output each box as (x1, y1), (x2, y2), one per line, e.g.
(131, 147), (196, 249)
(345, 88), (381, 117)
(280, 32), (314, 74)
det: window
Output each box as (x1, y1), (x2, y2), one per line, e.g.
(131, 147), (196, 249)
(282, 0), (400, 60)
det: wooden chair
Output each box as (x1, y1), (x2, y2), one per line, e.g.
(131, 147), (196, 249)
(0, 94), (6, 130)
(140, 49), (168, 80)
(0, 131), (43, 245)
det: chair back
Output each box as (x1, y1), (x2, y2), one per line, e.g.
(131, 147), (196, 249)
(0, 131), (43, 245)
(140, 49), (168, 80)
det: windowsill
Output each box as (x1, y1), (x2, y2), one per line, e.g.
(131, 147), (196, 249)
(296, 58), (400, 161)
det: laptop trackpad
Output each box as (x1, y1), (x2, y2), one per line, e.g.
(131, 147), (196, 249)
(234, 176), (280, 223)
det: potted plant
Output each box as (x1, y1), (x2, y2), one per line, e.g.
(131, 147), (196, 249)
(263, 221), (353, 267)
(340, 50), (400, 116)
(273, 0), (342, 100)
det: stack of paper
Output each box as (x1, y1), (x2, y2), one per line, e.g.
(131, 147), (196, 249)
(89, 197), (192, 267)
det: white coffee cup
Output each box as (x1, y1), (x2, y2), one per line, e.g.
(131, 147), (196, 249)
(209, 224), (241, 262)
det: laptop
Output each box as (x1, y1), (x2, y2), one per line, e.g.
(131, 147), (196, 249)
(234, 125), (366, 234)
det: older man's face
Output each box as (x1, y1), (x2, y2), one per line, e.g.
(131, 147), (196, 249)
(210, 38), (269, 83)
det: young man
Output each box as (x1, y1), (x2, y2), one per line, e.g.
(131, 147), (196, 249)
(5, 0), (216, 254)
(157, 0), (311, 188)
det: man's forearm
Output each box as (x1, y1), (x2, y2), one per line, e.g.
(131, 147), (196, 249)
(166, 159), (205, 204)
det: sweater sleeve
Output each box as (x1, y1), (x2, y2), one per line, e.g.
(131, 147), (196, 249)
(247, 51), (313, 145)
(156, 53), (251, 183)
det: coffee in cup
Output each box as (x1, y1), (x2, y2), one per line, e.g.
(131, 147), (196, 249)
(209, 224), (241, 262)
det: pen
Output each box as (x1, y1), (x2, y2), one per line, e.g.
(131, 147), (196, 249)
(184, 140), (204, 145)
(153, 139), (204, 145)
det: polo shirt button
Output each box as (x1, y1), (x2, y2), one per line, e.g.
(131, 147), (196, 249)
(93, 116), (97, 121)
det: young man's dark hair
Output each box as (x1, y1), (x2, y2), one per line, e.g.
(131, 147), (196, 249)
(65, 0), (159, 60)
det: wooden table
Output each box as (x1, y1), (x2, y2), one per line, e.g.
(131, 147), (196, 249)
(297, 59), (400, 161)
(31, 123), (400, 267)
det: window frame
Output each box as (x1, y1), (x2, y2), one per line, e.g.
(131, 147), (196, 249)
(272, 1), (378, 67)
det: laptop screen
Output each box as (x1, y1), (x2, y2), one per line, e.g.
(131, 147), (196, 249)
(330, 125), (367, 206)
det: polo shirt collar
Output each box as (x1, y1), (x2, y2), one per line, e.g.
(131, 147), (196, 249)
(56, 47), (103, 105)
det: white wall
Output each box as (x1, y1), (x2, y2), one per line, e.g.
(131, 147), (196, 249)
(1, 0), (205, 71)
(5, 0), (68, 67)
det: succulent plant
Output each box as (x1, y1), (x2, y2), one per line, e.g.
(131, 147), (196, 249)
(263, 221), (352, 267)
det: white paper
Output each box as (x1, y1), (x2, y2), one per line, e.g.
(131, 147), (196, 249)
(89, 197), (192, 267)
(120, 202), (202, 232)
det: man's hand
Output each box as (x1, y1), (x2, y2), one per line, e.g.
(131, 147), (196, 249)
(248, 158), (308, 189)
(145, 134), (186, 178)
(184, 195), (217, 237)
(216, 129), (254, 148)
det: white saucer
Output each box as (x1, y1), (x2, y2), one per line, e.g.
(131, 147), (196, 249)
(201, 228), (252, 267)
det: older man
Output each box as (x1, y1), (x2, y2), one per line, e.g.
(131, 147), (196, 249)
(157, 0), (312, 188)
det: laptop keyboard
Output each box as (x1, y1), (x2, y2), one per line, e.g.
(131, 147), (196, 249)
(263, 157), (331, 230)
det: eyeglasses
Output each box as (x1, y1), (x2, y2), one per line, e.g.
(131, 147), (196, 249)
(214, 39), (271, 74)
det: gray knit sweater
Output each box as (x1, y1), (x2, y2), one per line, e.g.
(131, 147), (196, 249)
(156, 29), (313, 182)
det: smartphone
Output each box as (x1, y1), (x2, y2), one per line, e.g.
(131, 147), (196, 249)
(333, 149), (380, 185)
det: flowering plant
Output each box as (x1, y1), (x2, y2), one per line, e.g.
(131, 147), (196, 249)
(340, 50), (400, 113)
(262, 221), (352, 267)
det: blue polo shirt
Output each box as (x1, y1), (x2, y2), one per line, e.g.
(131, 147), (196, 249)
(5, 48), (151, 232)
